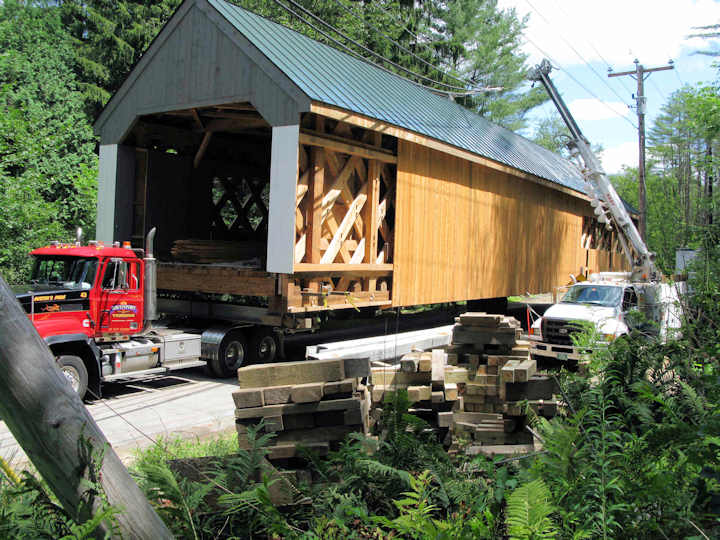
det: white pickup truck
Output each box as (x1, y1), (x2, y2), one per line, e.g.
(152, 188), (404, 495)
(529, 273), (682, 363)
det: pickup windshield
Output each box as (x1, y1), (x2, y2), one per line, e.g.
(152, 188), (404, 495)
(561, 284), (622, 307)
(31, 256), (99, 290)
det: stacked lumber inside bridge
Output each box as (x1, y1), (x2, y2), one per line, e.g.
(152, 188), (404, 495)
(233, 358), (370, 460)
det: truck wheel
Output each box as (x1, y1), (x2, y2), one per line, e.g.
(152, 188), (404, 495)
(57, 355), (88, 400)
(248, 329), (278, 364)
(210, 331), (247, 378)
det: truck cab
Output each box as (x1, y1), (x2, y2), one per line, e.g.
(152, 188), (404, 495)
(14, 233), (250, 400)
(529, 277), (638, 364)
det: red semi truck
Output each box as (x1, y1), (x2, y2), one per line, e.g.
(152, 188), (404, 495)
(13, 229), (283, 399)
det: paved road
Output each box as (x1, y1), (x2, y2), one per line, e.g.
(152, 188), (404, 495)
(0, 367), (239, 467)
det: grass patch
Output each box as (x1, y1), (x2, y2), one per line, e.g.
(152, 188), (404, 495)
(129, 432), (238, 474)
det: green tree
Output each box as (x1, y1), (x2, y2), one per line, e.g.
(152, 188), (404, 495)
(0, 0), (97, 283)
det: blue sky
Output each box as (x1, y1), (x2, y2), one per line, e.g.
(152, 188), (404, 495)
(497, 0), (720, 172)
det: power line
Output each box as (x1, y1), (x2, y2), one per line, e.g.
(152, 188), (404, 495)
(272, 0), (475, 94)
(547, 0), (635, 96)
(329, 0), (487, 91)
(522, 0), (634, 108)
(523, 34), (638, 130)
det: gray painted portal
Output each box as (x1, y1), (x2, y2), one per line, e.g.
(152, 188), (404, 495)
(267, 125), (300, 274)
(97, 145), (135, 243)
(94, 0), (311, 145)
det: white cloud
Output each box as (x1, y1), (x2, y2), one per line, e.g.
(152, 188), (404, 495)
(600, 141), (638, 174)
(568, 98), (631, 121)
(498, 0), (720, 67)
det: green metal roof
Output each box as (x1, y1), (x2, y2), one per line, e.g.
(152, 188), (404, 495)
(208, 0), (586, 194)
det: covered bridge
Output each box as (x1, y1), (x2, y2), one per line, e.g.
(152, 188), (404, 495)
(94, 0), (625, 315)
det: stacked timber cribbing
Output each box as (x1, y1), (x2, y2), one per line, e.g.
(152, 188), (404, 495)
(367, 313), (565, 457)
(233, 358), (371, 460)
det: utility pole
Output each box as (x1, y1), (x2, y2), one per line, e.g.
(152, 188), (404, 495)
(608, 59), (673, 241)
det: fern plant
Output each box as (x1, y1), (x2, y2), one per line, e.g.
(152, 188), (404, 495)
(505, 479), (558, 540)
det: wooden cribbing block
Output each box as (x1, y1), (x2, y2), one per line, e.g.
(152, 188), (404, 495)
(263, 385), (293, 405)
(232, 388), (264, 409)
(238, 359), (344, 388)
(446, 352), (458, 366)
(235, 397), (361, 420)
(514, 359), (537, 383)
(407, 385), (432, 402)
(437, 411), (454, 428)
(282, 413), (316, 431)
(267, 442), (329, 460)
(323, 379), (357, 397)
(462, 394), (485, 404)
(458, 313), (503, 327)
(514, 340), (530, 350)
(371, 369), (430, 386)
(291, 383), (324, 403)
(505, 376), (558, 401)
(343, 357), (371, 378)
(444, 383), (458, 401)
(431, 391), (445, 404)
(472, 374), (498, 385)
(500, 359), (521, 383)
(400, 356), (419, 372)
(452, 326), (520, 346)
(418, 353), (432, 372)
(444, 367), (469, 384)
(431, 349), (446, 384)
(465, 382), (497, 396)
(453, 412), (503, 423)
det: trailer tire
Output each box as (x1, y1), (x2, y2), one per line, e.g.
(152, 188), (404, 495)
(57, 355), (88, 400)
(248, 329), (278, 364)
(210, 331), (247, 378)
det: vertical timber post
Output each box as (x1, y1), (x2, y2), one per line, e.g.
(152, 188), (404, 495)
(0, 275), (172, 539)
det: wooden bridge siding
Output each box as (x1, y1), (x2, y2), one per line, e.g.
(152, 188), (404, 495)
(392, 140), (610, 307)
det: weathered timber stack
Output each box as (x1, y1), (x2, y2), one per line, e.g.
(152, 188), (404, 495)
(368, 349), (460, 429)
(441, 313), (564, 456)
(233, 358), (371, 460)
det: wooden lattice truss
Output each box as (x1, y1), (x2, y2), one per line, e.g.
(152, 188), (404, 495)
(292, 114), (397, 310)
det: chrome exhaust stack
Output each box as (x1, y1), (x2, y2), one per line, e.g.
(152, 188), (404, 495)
(144, 227), (158, 323)
(75, 227), (83, 246)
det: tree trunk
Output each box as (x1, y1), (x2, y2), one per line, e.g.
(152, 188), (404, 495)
(0, 275), (172, 539)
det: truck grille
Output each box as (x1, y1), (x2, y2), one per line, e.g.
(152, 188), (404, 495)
(542, 318), (583, 345)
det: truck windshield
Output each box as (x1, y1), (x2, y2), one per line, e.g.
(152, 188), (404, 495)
(561, 284), (622, 307)
(31, 256), (99, 290)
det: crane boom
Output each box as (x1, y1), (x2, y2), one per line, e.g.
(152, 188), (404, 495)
(528, 60), (658, 282)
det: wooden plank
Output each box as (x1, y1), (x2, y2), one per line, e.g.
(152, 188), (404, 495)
(293, 264), (392, 274)
(234, 397), (361, 419)
(349, 238), (365, 264)
(290, 382), (324, 403)
(157, 263), (275, 296)
(324, 206), (353, 263)
(299, 129), (397, 164)
(237, 359), (345, 389)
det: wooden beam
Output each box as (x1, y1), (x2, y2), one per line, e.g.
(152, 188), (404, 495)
(364, 160), (381, 264)
(323, 208), (353, 263)
(191, 108), (204, 131)
(321, 188), (367, 263)
(299, 129), (398, 164)
(305, 147), (325, 262)
(350, 238), (365, 264)
(295, 234), (306, 264)
(310, 102), (589, 201)
(321, 155), (359, 222)
(293, 263), (393, 275)
(193, 131), (212, 168)
(296, 169), (309, 207)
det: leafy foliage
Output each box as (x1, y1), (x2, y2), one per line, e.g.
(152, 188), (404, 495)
(505, 478), (557, 540)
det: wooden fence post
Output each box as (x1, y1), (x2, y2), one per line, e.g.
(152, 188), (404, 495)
(0, 275), (172, 539)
